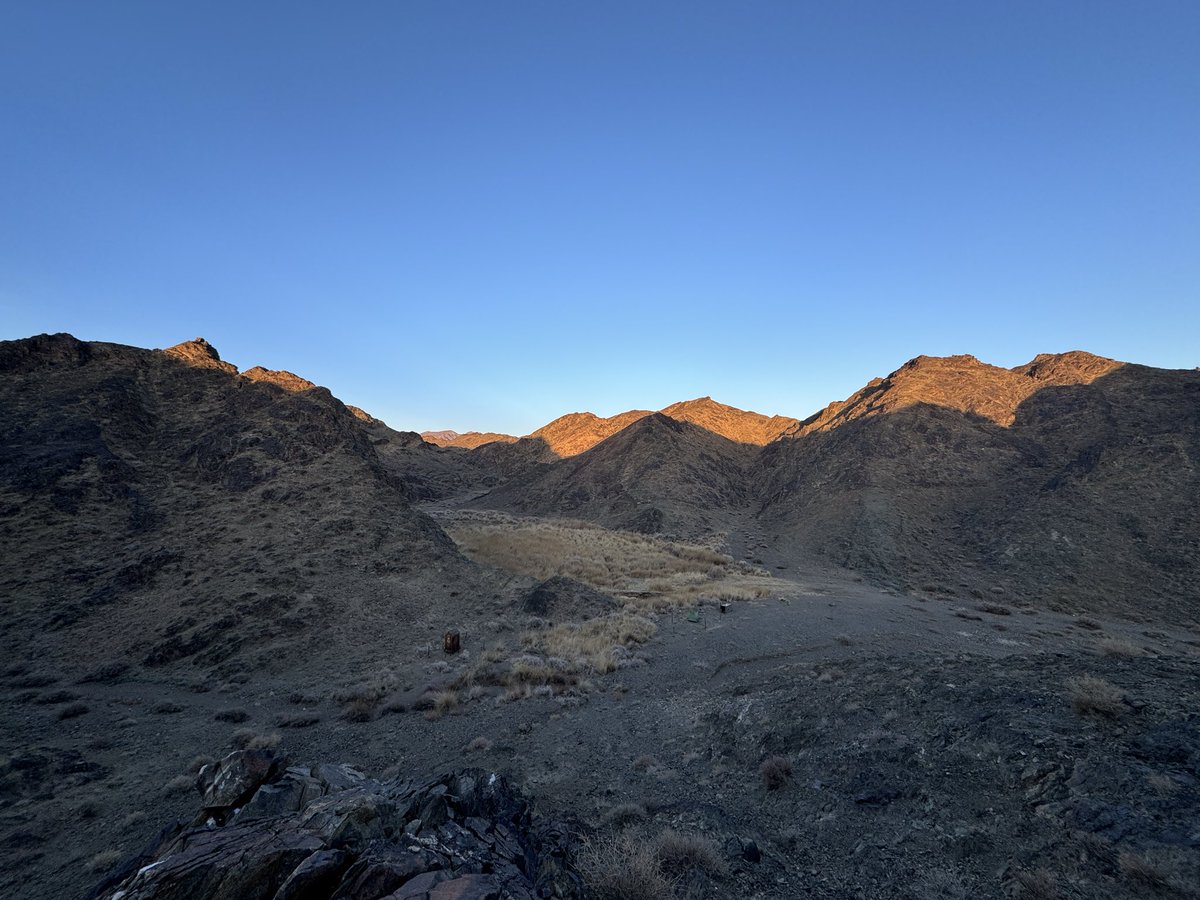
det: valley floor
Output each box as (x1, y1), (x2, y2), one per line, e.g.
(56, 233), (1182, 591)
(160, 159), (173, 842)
(3, 525), (1199, 899)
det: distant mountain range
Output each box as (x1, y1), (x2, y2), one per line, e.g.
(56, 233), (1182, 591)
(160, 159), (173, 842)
(422, 396), (799, 454)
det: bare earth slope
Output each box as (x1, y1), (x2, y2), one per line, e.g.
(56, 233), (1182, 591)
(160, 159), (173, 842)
(0, 333), (466, 677)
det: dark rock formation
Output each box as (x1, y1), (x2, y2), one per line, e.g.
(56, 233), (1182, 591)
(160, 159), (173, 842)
(86, 752), (582, 900)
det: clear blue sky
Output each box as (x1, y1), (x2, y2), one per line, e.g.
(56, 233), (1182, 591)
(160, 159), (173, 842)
(2, 2), (1197, 434)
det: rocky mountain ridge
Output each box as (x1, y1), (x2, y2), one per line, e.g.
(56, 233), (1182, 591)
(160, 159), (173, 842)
(422, 395), (801, 456)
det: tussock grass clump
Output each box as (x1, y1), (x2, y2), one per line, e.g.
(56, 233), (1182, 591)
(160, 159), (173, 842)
(600, 802), (648, 828)
(231, 731), (280, 751)
(464, 736), (492, 753)
(87, 849), (123, 874)
(632, 754), (657, 772)
(163, 774), (194, 795)
(1097, 638), (1144, 658)
(278, 712), (321, 728)
(247, 734), (279, 753)
(759, 755), (793, 791)
(77, 800), (100, 819)
(578, 830), (675, 900)
(1118, 848), (1198, 895)
(341, 697), (376, 723)
(1009, 867), (1059, 899)
(424, 689), (459, 720)
(332, 671), (400, 705)
(1067, 676), (1127, 718)
(579, 828), (726, 899)
(522, 613), (655, 673)
(652, 830), (726, 878)
(57, 701), (89, 720)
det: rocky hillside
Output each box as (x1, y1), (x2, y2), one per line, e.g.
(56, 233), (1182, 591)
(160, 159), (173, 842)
(476, 413), (756, 535)
(0, 333), (469, 679)
(661, 396), (799, 444)
(758, 353), (1200, 617)
(530, 409), (653, 457)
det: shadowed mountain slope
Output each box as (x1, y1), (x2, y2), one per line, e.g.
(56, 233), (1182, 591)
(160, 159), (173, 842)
(476, 413), (756, 535)
(0, 334), (467, 677)
(758, 354), (1200, 618)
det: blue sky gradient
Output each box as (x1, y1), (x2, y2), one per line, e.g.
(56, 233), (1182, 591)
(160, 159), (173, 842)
(2, 2), (1197, 433)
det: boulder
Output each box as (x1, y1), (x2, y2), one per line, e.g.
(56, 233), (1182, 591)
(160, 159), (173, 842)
(197, 749), (288, 815)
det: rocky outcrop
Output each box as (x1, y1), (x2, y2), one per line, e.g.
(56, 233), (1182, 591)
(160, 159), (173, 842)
(87, 751), (582, 900)
(162, 338), (238, 375)
(659, 397), (799, 445)
(241, 366), (318, 393)
(477, 414), (756, 537)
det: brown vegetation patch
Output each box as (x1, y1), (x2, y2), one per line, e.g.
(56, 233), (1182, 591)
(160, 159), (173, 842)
(1067, 676), (1127, 718)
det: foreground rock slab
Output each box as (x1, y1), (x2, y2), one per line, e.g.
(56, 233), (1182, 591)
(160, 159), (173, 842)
(86, 752), (581, 899)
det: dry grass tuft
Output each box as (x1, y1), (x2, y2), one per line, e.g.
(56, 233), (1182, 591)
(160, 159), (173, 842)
(1118, 848), (1197, 895)
(1066, 676), (1127, 718)
(163, 774), (193, 795)
(759, 755), (793, 791)
(464, 736), (492, 753)
(58, 701), (89, 720)
(230, 728), (279, 750)
(651, 830), (726, 878)
(87, 849), (123, 873)
(424, 689), (460, 720)
(246, 732), (280, 750)
(1009, 867), (1059, 899)
(1097, 638), (1144, 658)
(632, 754), (657, 772)
(600, 802), (648, 828)
(340, 697), (377, 723)
(577, 830), (675, 900)
(522, 613), (656, 673)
